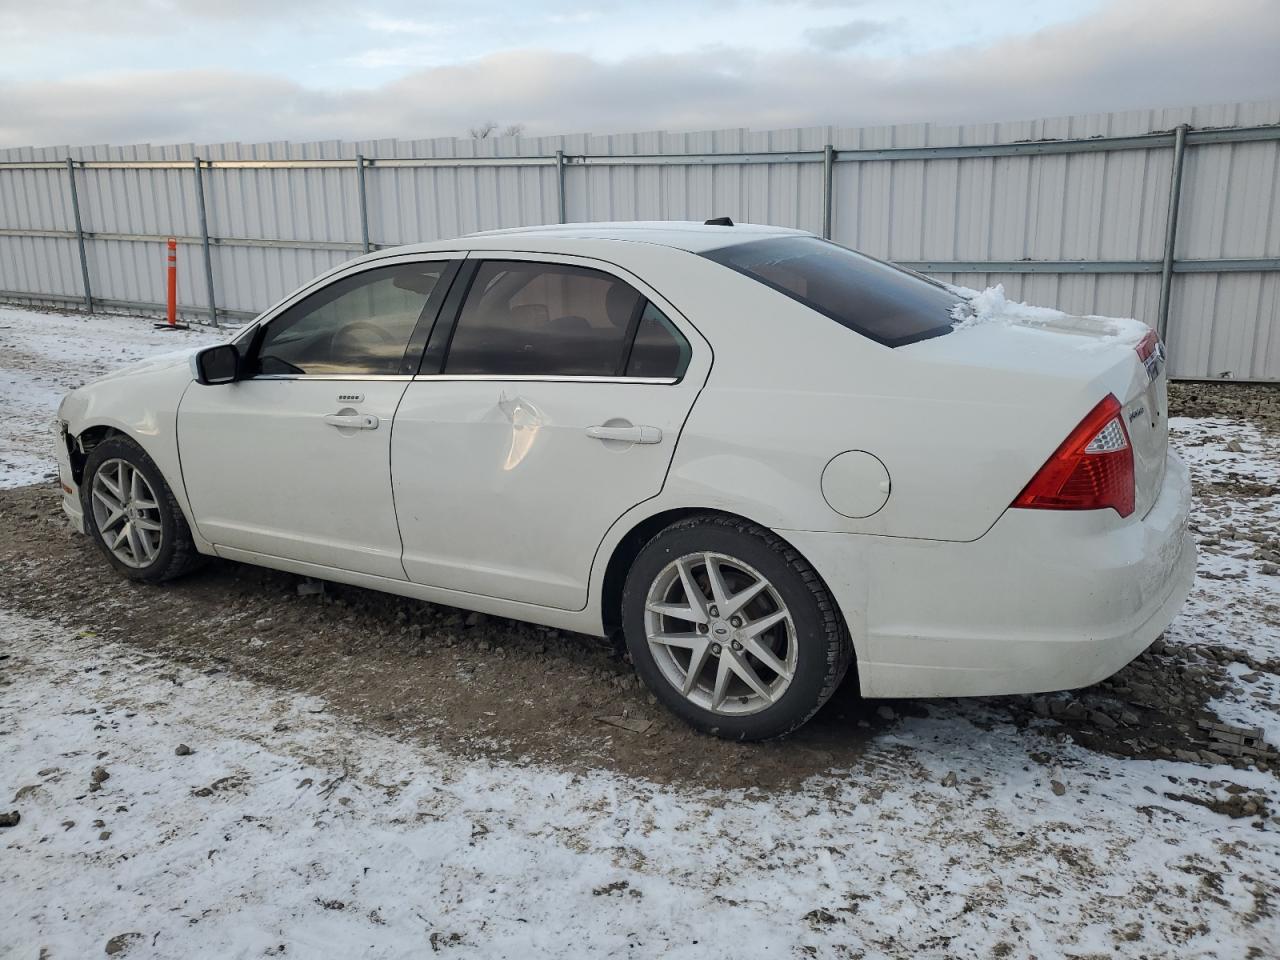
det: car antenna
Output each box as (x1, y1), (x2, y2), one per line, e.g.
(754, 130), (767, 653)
(704, 216), (734, 226)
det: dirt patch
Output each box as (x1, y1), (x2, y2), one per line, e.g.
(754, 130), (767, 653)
(1169, 382), (1280, 432)
(2, 476), (1274, 790)
(1164, 788), (1272, 820)
(991, 639), (1277, 774)
(0, 482), (882, 789)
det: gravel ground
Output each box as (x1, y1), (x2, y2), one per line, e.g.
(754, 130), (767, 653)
(1169, 381), (1280, 425)
(2, 305), (1279, 957)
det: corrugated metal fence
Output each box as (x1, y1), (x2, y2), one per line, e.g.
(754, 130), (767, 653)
(2, 99), (1278, 380)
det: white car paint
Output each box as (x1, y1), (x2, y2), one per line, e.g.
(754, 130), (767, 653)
(392, 377), (705, 609)
(55, 221), (1195, 700)
(389, 252), (713, 610)
(178, 377), (411, 580)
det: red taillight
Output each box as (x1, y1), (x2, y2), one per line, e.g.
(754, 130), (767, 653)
(1135, 328), (1164, 381)
(1013, 394), (1135, 518)
(1135, 330), (1159, 364)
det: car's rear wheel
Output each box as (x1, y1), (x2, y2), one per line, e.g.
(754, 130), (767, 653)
(81, 435), (202, 583)
(622, 514), (851, 741)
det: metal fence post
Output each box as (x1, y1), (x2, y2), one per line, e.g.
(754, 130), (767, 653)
(356, 154), (370, 253)
(555, 149), (566, 224)
(65, 158), (93, 313)
(822, 144), (834, 239)
(1156, 124), (1189, 345)
(193, 158), (218, 326)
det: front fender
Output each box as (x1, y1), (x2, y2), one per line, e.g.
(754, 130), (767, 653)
(61, 359), (211, 553)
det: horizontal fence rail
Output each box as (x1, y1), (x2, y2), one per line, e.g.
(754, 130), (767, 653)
(0, 289), (259, 322)
(3, 123), (1277, 172)
(2, 103), (1279, 379)
(7, 226), (1277, 270)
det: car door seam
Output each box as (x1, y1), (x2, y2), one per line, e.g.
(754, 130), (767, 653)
(577, 337), (717, 616)
(173, 377), (217, 546)
(387, 376), (416, 581)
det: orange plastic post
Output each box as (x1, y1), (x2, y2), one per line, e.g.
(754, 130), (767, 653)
(166, 237), (177, 325)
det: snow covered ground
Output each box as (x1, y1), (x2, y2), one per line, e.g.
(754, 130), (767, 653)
(0, 307), (222, 487)
(1, 305), (1278, 958)
(1170, 416), (1280, 748)
(4, 611), (1277, 959)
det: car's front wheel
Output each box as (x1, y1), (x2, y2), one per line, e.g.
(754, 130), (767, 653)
(81, 435), (202, 583)
(622, 515), (851, 741)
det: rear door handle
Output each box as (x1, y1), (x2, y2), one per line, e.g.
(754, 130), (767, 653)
(324, 413), (379, 430)
(585, 424), (662, 444)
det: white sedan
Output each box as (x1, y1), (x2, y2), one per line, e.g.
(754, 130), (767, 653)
(54, 221), (1196, 740)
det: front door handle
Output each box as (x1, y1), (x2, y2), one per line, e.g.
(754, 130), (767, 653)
(324, 413), (379, 430)
(585, 424), (662, 444)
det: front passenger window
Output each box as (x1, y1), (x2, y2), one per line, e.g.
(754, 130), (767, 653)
(255, 262), (445, 377)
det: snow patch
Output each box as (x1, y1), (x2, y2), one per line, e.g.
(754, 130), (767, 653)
(2, 611), (1278, 959)
(0, 306), (223, 488)
(948, 283), (1151, 347)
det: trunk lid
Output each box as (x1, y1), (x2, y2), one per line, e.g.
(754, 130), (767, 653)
(969, 307), (1169, 519)
(906, 288), (1168, 522)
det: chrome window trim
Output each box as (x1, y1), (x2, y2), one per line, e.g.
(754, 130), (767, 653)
(250, 374), (415, 382)
(412, 374), (679, 385)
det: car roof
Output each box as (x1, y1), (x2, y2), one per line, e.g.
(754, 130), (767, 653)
(376, 220), (811, 257)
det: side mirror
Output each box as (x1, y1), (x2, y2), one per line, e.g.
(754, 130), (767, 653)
(194, 344), (240, 385)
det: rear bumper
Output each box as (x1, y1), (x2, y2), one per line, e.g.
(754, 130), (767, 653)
(783, 451), (1197, 698)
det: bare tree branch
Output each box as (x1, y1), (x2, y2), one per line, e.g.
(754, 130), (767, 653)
(469, 121), (524, 139)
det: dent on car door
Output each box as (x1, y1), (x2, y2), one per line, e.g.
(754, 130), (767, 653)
(178, 258), (459, 579)
(391, 256), (707, 610)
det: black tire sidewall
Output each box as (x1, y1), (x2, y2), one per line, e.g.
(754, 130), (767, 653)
(81, 437), (184, 582)
(622, 520), (841, 741)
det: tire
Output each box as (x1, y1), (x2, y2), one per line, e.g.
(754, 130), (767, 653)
(622, 514), (851, 741)
(80, 435), (203, 583)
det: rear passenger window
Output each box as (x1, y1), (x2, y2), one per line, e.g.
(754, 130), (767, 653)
(445, 261), (642, 376)
(625, 303), (690, 379)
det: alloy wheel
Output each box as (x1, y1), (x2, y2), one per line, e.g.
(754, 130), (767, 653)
(90, 458), (163, 569)
(643, 552), (797, 715)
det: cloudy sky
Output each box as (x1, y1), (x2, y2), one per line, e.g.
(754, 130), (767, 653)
(1, 0), (1278, 148)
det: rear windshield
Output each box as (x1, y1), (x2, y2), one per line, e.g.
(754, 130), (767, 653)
(702, 236), (957, 347)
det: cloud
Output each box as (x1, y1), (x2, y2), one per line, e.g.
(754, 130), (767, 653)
(1, 0), (1278, 149)
(0, 0), (342, 35)
(803, 19), (888, 51)
(547, 10), (600, 24)
(344, 46), (448, 70)
(365, 15), (450, 36)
